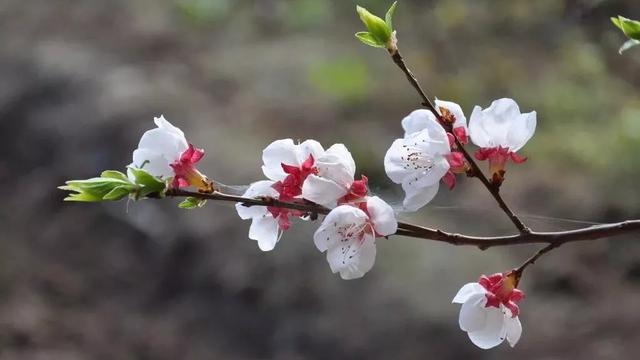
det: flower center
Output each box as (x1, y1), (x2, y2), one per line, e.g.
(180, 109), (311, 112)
(170, 144), (214, 193)
(400, 143), (441, 186)
(273, 154), (318, 200)
(479, 272), (525, 317)
(438, 106), (456, 126)
(338, 175), (369, 204)
(474, 146), (528, 186)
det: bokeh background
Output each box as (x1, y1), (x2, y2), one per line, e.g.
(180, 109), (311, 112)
(2, 0), (640, 359)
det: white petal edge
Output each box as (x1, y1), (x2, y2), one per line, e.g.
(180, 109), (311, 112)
(248, 216), (280, 251)
(505, 315), (522, 347)
(261, 139), (300, 181)
(401, 109), (438, 137)
(401, 181), (440, 212)
(459, 294), (489, 333)
(366, 196), (397, 236)
(452, 282), (487, 304)
(467, 306), (508, 349)
(326, 232), (377, 280)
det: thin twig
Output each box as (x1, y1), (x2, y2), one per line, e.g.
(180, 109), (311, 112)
(389, 50), (530, 233)
(514, 243), (559, 277)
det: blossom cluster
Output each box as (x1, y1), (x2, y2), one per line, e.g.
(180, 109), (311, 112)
(236, 138), (398, 280)
(384, 98), (536, 210)
(60, 97), (536, 349)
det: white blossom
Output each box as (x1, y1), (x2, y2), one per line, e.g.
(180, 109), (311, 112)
(235, 180), (281, 251)
(469, 98), (536, 153)
(130, 116), (189, 180)
(313, 196), (397, 279)
(129, 115), (211, 191)
(452, 274), (524, 349)
(385, 110), (451, 211)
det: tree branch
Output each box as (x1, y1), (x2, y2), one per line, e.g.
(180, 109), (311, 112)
(165, 189), (640, 250)
(389, 50), (530, 233)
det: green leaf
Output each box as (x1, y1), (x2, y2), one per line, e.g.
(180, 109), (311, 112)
(619, 39), (640, 54)
(100, 170), (129, 182)
(356, 5), (392, 47)
(385, 1), (397, 29)
(59, 175), (136, 202)
(127, 167), (166, 197)
(612, 15), (640, 40)
(60, 189), (103, 202)
(178, 197), (207, 209)
(355, 31), (385, 48)
(103, 186), (133, 201)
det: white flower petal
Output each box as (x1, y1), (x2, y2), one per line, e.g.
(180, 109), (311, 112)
(401, 182), (440, 212)
(326, 232), (376, 280)
(302, 174), (347, 207)
(297, 139), (325, 164)
(468, 105), (492, 148)
(313, 205), (368, 252)
(459, 294), (488, 332)
(154, 115), (185, 139)
(384, 138), (415, 184)
(468, 98), (535, 152)
(131, 148), (173, 179)
(249, 216), (280, 251)
(322, 144), (356, 177)
(401, 109), (438, 137)
(366, 196), (397, 236)
(314, 202), (382, 279)
(452, 282), (487, 304)
(506, 111), (536, 152)
(505, 315), (522, 347)
(467, 306), (508, 349)
(410, 156), (450, 189)
(315, 144), (356, 190)
(261, 139), (300, 181)
(384, 130), (450, 185)
(235, 180), (277, 220)
(137, 127), (188, 162)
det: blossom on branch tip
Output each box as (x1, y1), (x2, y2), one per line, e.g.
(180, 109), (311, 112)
(314, 196), (397, 280)
(468, 98), (536, 186)
(385, 110), (451, 211)
(129, 116), (213, 192)
(452, 272), (524, 349)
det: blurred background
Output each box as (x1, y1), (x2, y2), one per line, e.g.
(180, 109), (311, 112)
(1, 0), (640, 358)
